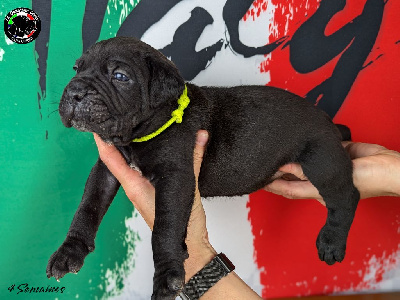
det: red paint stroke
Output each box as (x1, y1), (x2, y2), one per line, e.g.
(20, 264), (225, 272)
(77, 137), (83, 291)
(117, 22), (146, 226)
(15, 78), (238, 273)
(245, 0), (400, 298)
(248, 192), (400, 298)
(243, 0), (269, 22)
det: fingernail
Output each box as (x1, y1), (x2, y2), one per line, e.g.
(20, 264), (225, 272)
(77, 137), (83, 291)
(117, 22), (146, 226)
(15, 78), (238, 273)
(196, 131), (208, 147)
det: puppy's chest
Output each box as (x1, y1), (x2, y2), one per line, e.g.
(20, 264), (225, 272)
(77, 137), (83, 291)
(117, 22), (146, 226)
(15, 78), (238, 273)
(117, 146), (157, 184)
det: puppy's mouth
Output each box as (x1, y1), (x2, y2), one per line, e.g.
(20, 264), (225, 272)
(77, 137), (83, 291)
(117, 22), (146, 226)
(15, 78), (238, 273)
(60, 104), (136, 146)
(60, 98), (113, 126)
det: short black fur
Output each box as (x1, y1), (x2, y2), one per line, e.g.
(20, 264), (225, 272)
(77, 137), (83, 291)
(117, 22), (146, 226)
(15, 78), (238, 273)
(49, 37), (360, 300)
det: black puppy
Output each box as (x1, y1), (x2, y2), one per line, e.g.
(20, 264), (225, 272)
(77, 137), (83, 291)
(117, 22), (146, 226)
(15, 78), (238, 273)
(47, 37), (360, 299)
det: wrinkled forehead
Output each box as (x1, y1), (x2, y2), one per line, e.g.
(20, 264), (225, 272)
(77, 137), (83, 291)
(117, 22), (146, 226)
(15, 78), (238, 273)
(75, 39), (153, 74)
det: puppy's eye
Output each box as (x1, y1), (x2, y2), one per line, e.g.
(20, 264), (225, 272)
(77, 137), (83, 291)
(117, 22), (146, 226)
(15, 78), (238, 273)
(113, 72), (129, 82)
(74, 60), (84, 73)
(72, 64), (81, 73)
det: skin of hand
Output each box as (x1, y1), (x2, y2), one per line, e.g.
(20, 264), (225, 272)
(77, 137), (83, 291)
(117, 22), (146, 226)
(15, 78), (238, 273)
(265, 142), (400, 204)
(94, 131), (262, 299)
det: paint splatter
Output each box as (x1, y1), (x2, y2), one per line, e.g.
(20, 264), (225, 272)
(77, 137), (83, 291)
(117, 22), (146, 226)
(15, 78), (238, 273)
(101, 212), (141, 299)
(358, 248), (400, 289)
(100, 0), (140, 40)
(5, 36), (14, 45)
(243, 0), (269, 22)
(259, 0), (321, 95)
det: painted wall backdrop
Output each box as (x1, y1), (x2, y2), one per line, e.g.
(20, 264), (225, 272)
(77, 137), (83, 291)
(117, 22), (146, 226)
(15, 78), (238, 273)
(1, 0), (399, 299)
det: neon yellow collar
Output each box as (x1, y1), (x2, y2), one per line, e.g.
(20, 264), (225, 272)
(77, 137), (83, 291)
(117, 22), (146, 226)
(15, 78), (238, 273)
(132, 85), (190, 142)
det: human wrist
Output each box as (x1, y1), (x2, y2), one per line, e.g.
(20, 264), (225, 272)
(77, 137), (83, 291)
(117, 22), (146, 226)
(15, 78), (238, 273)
(183, 258), (262, 300)
(390, 156), (400, 196)
(184, 241), (217, 282)
(373, 151), (400, 197)
(353, 152), (400, 199)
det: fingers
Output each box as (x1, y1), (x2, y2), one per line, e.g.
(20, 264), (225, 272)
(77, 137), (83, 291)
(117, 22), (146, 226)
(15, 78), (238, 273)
(265, 162), (325, 204)
(93, 133), (153, 203)
(191, 130), (209, 213)
(278, 163), (308, 180)
(94, 130), (209, 183)
(343, 142), (388, 159)
(186, 131), (211, 254)
(264, 179), (324, 203)
(93, 134), (143, 187)
(193, 130), (209, 179)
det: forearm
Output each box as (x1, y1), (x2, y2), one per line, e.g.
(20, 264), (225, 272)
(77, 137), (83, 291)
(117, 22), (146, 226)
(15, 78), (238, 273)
(352, 154), (400, 199)
(390, 158), (400, 196)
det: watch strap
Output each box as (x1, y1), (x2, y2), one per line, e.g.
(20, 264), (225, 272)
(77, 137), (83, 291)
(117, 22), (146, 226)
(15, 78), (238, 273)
(179, 253), (235, 300)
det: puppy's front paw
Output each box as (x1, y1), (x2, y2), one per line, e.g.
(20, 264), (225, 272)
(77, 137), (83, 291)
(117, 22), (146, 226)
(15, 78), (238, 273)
(151, 264), (185, 300)
(316, 225), (346, 265)
(46, 237), (91, 281)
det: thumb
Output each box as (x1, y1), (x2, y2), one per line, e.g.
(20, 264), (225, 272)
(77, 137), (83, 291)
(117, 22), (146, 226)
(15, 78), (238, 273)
(193, 130), (209, 178)
(93, 133), (144, 188)
(343, 142), (388, 159)
(278, 163), (308, 180)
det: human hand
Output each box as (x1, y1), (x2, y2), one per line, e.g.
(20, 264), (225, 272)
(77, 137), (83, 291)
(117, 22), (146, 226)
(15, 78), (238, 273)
(93, 130), (216, 281)
(265, 142), (400, 204)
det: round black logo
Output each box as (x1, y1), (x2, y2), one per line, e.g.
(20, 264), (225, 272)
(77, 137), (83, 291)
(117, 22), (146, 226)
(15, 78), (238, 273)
(4, 8), (41, 44)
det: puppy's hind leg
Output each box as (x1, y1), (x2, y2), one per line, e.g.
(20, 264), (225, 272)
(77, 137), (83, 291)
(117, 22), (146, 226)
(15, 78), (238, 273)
(297, 139), (360, 265)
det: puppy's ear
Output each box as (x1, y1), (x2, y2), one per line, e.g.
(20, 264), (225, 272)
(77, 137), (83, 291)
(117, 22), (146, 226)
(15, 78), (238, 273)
(146, 55), (185, 109)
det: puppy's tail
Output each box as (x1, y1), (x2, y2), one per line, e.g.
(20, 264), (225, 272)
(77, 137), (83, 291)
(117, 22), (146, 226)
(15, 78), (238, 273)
(336, 124), (352, 141)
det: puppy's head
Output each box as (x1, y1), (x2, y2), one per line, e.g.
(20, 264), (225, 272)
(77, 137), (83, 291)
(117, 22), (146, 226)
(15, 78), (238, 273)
(59, 37), (185, 145)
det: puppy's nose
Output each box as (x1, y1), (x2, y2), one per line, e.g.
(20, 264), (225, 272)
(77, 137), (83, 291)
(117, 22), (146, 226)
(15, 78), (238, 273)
(66, 80), (96, 102)
(67, 86), (87, 102)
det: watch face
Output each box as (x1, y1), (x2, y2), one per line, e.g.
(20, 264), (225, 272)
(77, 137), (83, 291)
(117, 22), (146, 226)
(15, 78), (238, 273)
(4, 7), (41, 44)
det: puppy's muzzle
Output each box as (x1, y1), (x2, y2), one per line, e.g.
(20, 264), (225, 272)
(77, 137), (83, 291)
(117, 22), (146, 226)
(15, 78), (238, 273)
(59, 79), (103, 128)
